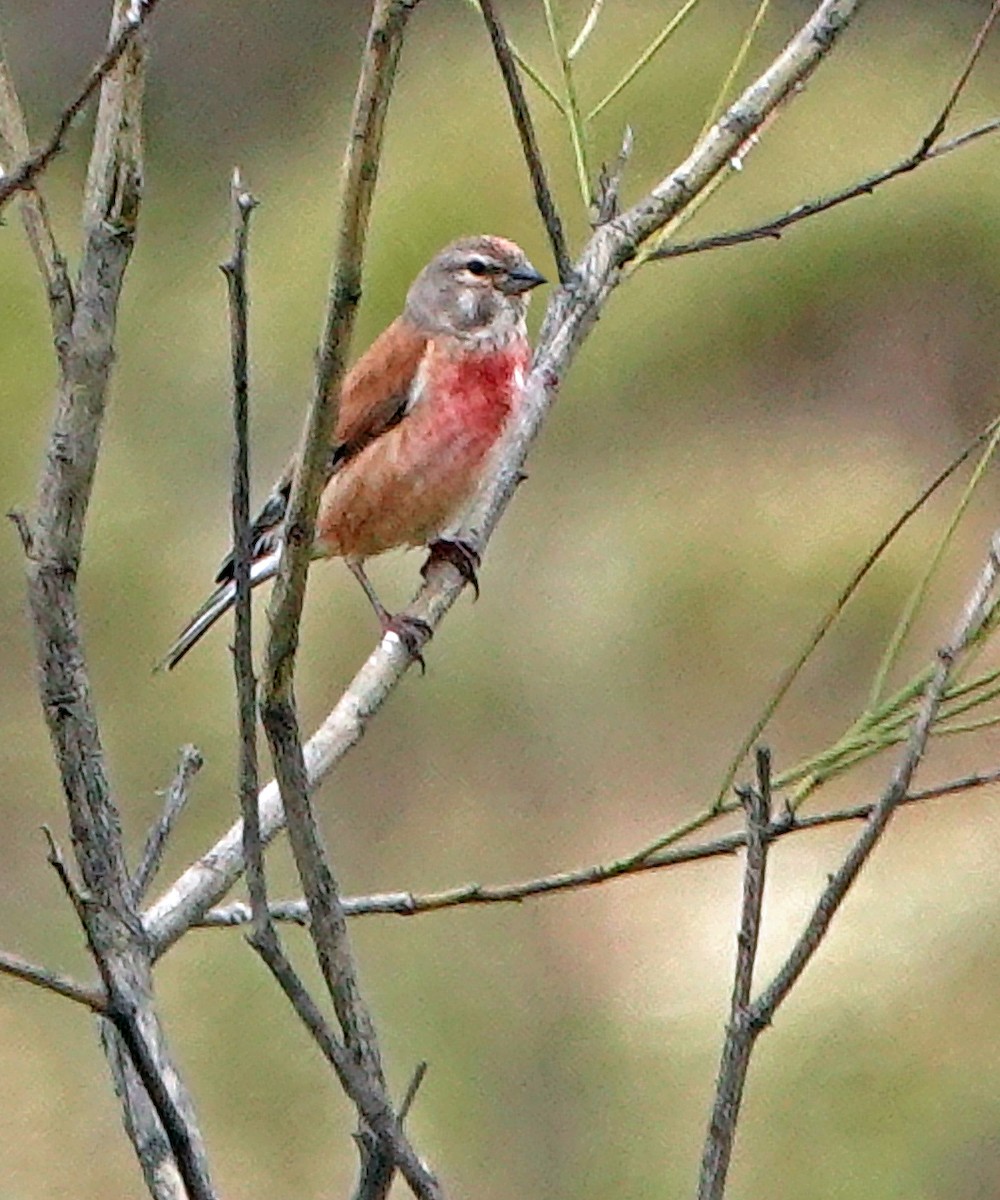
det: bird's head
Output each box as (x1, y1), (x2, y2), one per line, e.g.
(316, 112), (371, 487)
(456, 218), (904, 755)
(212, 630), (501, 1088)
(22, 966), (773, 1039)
(405, 235), (546, 347)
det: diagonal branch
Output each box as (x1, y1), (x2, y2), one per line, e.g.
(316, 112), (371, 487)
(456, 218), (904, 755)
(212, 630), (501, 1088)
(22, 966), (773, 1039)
(695, 531), (1000, 1198)
(0, 947), (105, 1010)
(0, 38), (72, 340)
(653, 4), (1000, 267)
(650, 117), (1000, 263)
(0, 0), (164, 212)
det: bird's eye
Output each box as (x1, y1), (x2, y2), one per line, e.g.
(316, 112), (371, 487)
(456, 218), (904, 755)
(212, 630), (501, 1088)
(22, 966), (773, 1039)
(466, 259), (490, 276)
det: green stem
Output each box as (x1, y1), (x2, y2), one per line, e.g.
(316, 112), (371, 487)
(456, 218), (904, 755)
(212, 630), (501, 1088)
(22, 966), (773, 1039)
(542, 0), (592, 205)
(868, 420), (1000, 708)
(587, 0), (706, 122)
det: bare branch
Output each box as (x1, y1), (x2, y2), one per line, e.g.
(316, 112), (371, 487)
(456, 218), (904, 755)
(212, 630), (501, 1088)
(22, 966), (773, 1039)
(133, 746), (203, 901)
(918, 0), (1000, 154)
(250, 4), (440, 1196)
(398, 1061), (428, 1122)
(101, 1024), (188, 1200)
(262, 0), (418, 692)
(698, 749), (772, 1200)
(592, 124), (633, 226)
(19, 5), (218, 1197)
(219, 169), (269, 936)
(654, 0), (1000, 270)
(479, 0), (570, 280)
(249, 926), (444, 1200)
(751, 531), (1000, 1024)
(0, 947), (105, 1011)
(189, 763), (1000, 930)
(0, 0), (163, 212)
(650, 118), (1000, 262)
(0, 38), (72, 338)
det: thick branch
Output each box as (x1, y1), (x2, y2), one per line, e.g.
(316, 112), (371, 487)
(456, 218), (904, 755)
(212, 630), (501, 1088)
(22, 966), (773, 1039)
(20, 5), (216, 1198)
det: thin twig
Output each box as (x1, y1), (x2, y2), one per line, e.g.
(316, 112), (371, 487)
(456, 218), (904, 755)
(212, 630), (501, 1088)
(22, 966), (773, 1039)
(219, 169), (268, 937)
(0, 948), (105, 1010)
(592, 125), (633, 226)
(0, 0), (164, 211)
(479, 0), (570, 281)
(190, 762), (1000, 929)
(587, 0), (705, 122)
(751, 533), (1000, 1023)
(462, 0), (566, 113)
(714, 413), (1000, 807)
(568, 0), (605, 59)
(0, 38), (72, 340)
(651, 117), (1000, 263)
(398, 1062), (428, 1122)
(698, 749), (772, 1200)
(132, 745), (204, 901)
(249, 926), (443, 1200)
(918, 0), (1000, 155)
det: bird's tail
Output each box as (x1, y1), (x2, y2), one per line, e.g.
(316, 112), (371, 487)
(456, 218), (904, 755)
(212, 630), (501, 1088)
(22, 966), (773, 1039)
(158, 550), (281, 671)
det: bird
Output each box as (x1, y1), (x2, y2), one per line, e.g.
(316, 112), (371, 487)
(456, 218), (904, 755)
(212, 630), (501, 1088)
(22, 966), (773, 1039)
(160, 234), (545, 671)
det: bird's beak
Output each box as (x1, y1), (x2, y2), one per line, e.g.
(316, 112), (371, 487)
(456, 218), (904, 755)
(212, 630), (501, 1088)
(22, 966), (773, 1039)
(501, 262), (547, 295)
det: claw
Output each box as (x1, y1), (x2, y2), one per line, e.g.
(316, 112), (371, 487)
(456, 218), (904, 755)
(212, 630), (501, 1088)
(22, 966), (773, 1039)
(424, 538), (482, 601)
(382, 614), (432, 674)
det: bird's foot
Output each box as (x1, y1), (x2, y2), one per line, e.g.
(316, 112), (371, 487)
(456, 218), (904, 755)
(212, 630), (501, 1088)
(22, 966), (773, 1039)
(424, 538), (481, 601)
(381, 612), (432, 674)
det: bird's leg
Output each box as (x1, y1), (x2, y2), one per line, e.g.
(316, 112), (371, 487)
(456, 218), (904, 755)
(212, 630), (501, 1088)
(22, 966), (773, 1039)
(423, 538), (481, 601)
(345, 559), (431, 667)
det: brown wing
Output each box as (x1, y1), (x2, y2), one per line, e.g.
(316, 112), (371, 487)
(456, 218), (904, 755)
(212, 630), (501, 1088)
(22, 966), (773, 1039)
(215, 317), (427, 584)
(332, 316), (428, 460)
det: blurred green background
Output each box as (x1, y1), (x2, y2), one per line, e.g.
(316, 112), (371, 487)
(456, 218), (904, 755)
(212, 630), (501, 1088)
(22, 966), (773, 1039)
(3, 1), (1000, 1197)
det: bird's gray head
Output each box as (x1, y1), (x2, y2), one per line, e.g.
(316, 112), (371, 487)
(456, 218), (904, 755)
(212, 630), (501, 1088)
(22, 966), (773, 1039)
(405, 235), (546, 347)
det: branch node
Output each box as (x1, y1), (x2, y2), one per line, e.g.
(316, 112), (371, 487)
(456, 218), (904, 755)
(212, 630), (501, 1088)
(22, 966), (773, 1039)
(7, 508), (34, 556)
